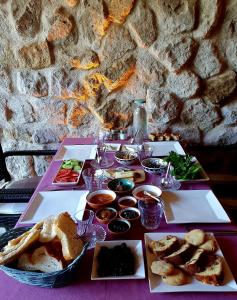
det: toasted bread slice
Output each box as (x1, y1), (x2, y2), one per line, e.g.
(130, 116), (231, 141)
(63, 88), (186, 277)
(199, 238), (218, 253)
(53, 212), (84, 261)
(149, 235), (179, 256)
(162, 269), (189, 286)
(0, 229), (41, 265)
(18, 246), (64, 273)
(39, 216), (57, 243)
(195, 256), (224, 286)
(185, 229), (205, 246)
(151, 259), (175, 276)
(163, 243), (195, 265)
(184, 248), (205, 275)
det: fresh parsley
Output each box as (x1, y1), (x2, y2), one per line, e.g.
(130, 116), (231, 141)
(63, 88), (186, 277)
(165, 151), (201, 180)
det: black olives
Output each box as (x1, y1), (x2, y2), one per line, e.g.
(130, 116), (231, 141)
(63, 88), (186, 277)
(121, 210), (139, 220)
(108, 220), (129, 233)
(97, 243), (135, 277)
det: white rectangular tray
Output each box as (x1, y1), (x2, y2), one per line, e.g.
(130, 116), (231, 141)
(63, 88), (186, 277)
(54, 145), (97, 161)
(145, 141), (186, 156)
(91, 240), (145, 280)
(162, 190), (231, 224)
(144, 232), (237, 293)
(19, 190), (88, 224)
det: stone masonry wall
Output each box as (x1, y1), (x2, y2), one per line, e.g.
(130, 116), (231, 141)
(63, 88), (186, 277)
(0, 0), (237, 178)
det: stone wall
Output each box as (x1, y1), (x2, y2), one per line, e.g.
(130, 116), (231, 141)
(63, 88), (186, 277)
(1, 0), (237, 178)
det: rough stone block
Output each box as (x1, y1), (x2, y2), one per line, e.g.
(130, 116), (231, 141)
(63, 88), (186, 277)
(128, 2), (157, 48)
(47, 8), (74, 42)
(100, 24), (136, 61)
(147, 89), (181, 125)
(203, 70), (237, 104)
(11, 0), (42, 38)
(157, 0), (197, 34)
(167, 71), (200, 98)
(0, 67), (12, 93)
(18, 41), (52, 69)
(71, 50), (100, 70)
(105, 0), (135, 24)
(193, 0), (222, 38)
(66, 0), (78, 7)
(181, 98), (221, 132)
(222, 98), (237, 125)
(204, 123), (237, 145)
(153, 36), (196, 72)
(194, 40), (223, 79)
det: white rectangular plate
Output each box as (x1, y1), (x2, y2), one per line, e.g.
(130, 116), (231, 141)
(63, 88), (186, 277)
(20, 190), (88, 224)
(145, 141), (186, 156)
(144, 232), (237, 293)
(163, 190), (231, 224)
(54, 145), (97, 161)
(104, 143), (121, 152)
(91, 240), (145, 280)
(52, 160), (84, 187)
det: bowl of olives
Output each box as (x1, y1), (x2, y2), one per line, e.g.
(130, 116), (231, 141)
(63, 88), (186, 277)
(107, 218), (131, 236)
(119, 207), (140, 222)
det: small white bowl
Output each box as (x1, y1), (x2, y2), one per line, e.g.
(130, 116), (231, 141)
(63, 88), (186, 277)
(132, 185), (162, 200)
(115, 151), (138, 166)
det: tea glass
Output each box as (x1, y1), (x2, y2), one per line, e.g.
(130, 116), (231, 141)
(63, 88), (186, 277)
(138, 199), (164, 230)
(74, 209), (95, 236)
(82, 167), (103, 191)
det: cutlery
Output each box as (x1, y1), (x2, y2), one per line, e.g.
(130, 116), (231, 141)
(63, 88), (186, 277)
(143, 191), (163, 205)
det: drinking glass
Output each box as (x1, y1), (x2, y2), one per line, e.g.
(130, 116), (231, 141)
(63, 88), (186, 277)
(82, 224), (106, 249)
(74, 209), (95, 236)
(82, 167), (103, 191)
(138, 199), (164, 230)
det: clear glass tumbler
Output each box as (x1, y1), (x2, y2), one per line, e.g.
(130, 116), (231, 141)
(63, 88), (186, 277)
(74, 209), (95, 236)
(138, 199), (164, 230)
(82, 167), (103, 191)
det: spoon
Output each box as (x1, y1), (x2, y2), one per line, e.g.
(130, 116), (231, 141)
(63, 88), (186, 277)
(143, 191), (162, 204)
(160, 162), (171, 189)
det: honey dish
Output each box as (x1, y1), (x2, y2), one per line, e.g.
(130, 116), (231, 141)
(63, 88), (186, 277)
(132, 185), (162, 201)
(95, 207), (117, 224)
(118, 196), (137, 209)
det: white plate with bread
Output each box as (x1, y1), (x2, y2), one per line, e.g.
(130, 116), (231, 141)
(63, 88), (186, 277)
(144, 230), (237, 293)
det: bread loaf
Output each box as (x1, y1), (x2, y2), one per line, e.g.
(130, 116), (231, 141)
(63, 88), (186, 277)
(184, 248), (205, 275)
(53, 212), (84, 261)
(184, 229), (205, 246)
(151, 260), (175, 276)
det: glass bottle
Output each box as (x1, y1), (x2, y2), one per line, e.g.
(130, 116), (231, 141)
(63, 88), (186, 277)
(133, 99), (148, 144)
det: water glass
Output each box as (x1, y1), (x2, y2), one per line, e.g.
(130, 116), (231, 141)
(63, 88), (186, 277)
(138, 199), (164, 230)
(82, 167), (102, 191)
(74, 209), (94, 236)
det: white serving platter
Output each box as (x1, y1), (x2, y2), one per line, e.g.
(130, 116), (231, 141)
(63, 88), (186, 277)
(19, 190), (88, 224)
(52, 160), (84, 187)
(54, 145), (97, 161)
(176, 157), (209, 182)
(145, 141), (186, 156)
(162, 190), (231, 224)
(0, 203), (27, 214)
(144, 232), (237, 293)
(91, 240), (145, 280)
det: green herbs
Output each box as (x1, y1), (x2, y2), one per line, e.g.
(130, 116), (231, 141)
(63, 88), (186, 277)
(165, 151), (201, 180)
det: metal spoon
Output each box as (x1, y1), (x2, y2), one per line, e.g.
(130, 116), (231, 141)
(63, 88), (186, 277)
(143, 191), (162, 204)
(160, 162), (171, 189)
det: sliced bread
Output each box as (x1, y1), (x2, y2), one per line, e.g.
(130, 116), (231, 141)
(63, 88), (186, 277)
(163, 243), (195, 265)
(53, 212), (84, 261)
(199, 238), (218, 253)
(18, 245), (64, 273)
(195, 255), (224, 286)
(184, 248), (205, 275)
(162, 269), (189, 286)
(149, 235), (179, 256)
(185, 229), (205, 246)
(39, 216), (57, 243)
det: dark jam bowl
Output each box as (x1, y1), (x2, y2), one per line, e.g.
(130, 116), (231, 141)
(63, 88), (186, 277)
(119, 207), (140, 222)
(107, 219), (131, 235)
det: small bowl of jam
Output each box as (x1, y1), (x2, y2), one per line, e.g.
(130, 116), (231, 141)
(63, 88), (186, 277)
(107, 219), (131, 235)
(119, 207), (140, 222)
(86, 190), (116, 210)
(118, 196), (137, 209)
(96, 207), (117, 224)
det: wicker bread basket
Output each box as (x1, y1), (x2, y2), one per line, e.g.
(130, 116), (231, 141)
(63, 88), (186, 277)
(0, 227), (87, 288)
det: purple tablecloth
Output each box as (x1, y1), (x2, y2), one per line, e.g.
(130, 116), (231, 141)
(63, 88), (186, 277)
(1, 138), (237, 300)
